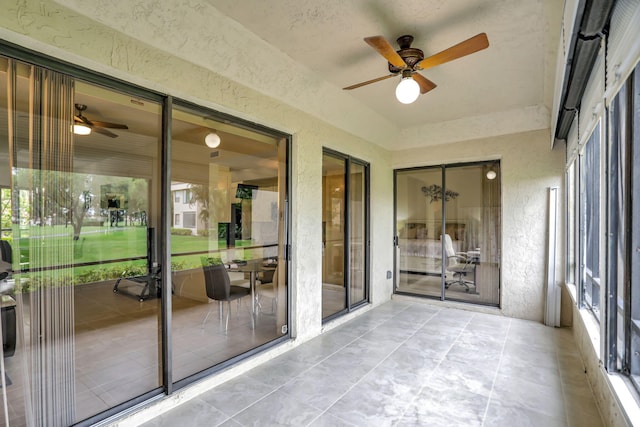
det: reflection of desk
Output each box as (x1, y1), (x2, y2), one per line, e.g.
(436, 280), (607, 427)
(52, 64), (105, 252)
(228, 260), (276, 325)
(467, 250), (480, 262)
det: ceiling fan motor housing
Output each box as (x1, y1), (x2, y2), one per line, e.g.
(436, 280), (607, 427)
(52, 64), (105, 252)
(388, 35), (424, 73)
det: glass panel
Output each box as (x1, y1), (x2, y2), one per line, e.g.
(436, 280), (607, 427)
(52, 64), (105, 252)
(608, 87), (627, 370)
(631, 67), (640, 390)
(444, 164), (501, 305)
(395, 167), (444, 298)
(322, 154), (346, 318)
(0, 57), (162, 425)
(349, 161), (366, 305)
(170, 106), (287, 383)
(580, 125), (601, 320)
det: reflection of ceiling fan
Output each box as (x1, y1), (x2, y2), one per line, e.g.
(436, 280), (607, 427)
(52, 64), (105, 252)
(343, 33), (489, 104)
(74, 103), (129, 138)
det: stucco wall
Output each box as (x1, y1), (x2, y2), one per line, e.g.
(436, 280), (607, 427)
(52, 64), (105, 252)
(0, 1), (395, 341)
(1, 0), (565, 328)
(392, 129), (566, 322)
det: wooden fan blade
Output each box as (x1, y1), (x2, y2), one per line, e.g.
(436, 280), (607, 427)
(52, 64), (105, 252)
(343, 74), (395, 90)
(89, 120), (129, 129)
(364, 36), (407, 68)
(92, 127), (118, 138)
(74, 115), (91, 125)
(416, 33), (489, 71)
(413, 73), (437, 94)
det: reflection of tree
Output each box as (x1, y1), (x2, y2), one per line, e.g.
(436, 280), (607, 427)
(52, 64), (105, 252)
(0, 189), (11, 236)
(42, 172), (92, 240)
(13, 169), (90, 240)
(189, 184), (209, 230)
(127, 179), (148, 214)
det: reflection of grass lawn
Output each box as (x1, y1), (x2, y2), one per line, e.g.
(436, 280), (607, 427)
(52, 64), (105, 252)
(15, 225), (251, 273)
(13, 225), (257, 288)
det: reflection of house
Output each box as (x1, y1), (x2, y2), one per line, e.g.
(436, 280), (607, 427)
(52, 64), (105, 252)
(171, 183), (200, 234)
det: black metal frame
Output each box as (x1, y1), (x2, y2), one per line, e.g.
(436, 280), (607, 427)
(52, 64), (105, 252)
(0, 39), (293, 426)
(603, 65), (640, 396)
(321, 148), (370, 323)
(393, 160), (502, 307)
(578, 124), (602, 320)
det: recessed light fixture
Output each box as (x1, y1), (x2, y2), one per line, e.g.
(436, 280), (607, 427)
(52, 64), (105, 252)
(205, 131), (221, 148)
(73, 124), (92, 135)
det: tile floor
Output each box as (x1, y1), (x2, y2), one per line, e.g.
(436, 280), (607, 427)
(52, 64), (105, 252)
(140, 299), (604, 427)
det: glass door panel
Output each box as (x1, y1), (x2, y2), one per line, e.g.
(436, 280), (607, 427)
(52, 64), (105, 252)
(395, 168), (444, 298)
(349, 162), (366, 306)
(322, 154), (346, 318)
(443, 164), (501, 305)
(170, 106), (288, 383)
(395, 162), (501, 306)
(1, 57), (163, 425)
(322, 152), (369, 320)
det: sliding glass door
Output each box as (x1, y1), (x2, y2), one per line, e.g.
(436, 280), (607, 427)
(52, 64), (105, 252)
(0, 57), (163, 425)
(322, 150), (369, 320)
(0, 49), (291, 426)
(169, 104), (288, 384)
(395, 162), (501, 306)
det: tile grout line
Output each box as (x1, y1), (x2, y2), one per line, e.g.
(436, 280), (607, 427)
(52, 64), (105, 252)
(479, 316), (513, 427)
(391, 308), (477, 426)
(224, 301), (419, 426)
(556, 335), (572, 427)
(304, 303), (443, 426)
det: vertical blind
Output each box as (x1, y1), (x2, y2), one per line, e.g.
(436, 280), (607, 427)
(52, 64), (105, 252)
(8, 60), (77, 427)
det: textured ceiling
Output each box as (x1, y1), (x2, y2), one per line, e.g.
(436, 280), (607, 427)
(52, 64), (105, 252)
(205, 0), (561, 129)
(52, 0), (562, 149)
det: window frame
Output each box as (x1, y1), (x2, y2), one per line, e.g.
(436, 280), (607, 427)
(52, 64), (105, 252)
(604, 66), (640, 396)
(577, 122), (602, 320)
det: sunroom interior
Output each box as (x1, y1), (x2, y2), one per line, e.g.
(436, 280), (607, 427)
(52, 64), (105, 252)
(0, 0), (639, 426)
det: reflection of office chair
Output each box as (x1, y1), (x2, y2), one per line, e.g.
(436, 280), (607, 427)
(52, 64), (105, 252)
(257, 268), (278, 314)
(442, 234), (475, 292)
(1, 240), (16, 358)
(202, 263), (251, 332)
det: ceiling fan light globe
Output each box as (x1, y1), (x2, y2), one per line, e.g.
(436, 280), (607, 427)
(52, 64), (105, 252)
(205, 132), (221, 148)
(395, 77), (420, 104)
(73, 124), (92, 135)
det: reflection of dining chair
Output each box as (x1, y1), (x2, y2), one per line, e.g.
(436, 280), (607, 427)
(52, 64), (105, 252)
(257, 268), (278, 314)
(0, 240), (12, 277)
(202, 263), (251, 332)
(442, 234), (475, 292)
(1, 240), (16, 358)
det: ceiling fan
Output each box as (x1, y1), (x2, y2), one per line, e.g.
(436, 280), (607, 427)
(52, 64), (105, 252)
(343, 33), (489, 104)
(74, 103), (129, 138)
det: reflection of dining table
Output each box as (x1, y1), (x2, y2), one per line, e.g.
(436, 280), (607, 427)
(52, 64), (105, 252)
(227, 259), (276, 325)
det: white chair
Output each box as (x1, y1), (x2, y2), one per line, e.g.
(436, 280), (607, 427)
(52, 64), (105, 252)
(442, 234), (476, 292)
